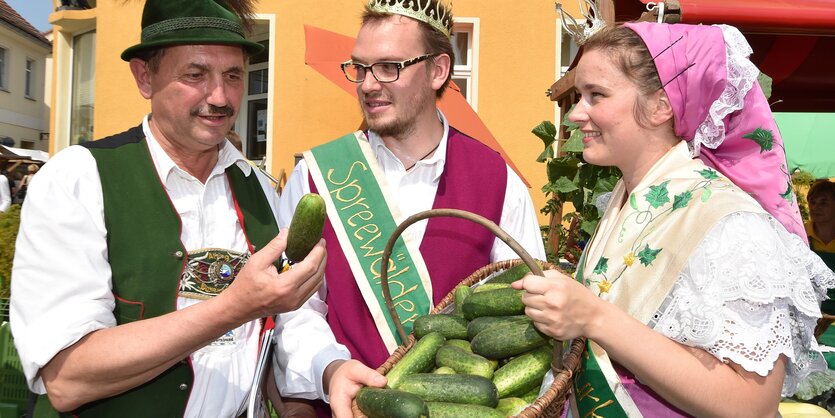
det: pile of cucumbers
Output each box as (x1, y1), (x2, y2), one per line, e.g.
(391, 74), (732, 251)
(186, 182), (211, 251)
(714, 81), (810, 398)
(357, 263), (555, 418)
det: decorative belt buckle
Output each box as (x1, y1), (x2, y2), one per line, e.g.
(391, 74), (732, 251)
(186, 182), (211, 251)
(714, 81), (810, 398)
(179, 248), (249, 300)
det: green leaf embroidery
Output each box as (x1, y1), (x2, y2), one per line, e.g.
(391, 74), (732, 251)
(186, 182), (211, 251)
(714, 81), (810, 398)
(701, 187), (712, 202)
(780, 182), (794, 203)
(697, 169), (719, 180)
(743, 128), (774, 153)
(629, 193), (638, 210)
(637, 245), (662, 266)
(672, 191), (693, 211)
(593, 257), (609, 275)
(645, 180), (671, 209)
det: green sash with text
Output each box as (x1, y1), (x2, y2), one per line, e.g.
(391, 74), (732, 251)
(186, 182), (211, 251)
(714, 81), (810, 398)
(572, 252), (631, 418)
(305, 132), (433, 352)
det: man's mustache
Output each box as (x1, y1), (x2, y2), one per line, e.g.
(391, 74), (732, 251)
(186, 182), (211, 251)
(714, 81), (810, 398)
(192, 105), (234, 117)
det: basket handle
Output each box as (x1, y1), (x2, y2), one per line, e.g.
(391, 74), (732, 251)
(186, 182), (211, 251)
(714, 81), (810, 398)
(379, 208), (564, 372)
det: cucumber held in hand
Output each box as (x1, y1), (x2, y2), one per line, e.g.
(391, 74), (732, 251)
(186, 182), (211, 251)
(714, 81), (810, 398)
(461, 288), (526, 320)
(471, 321), (549, 360)
(285, 193), (326, 262)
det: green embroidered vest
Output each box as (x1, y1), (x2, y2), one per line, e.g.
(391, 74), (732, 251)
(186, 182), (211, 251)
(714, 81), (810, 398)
(40, 125), (278, 417)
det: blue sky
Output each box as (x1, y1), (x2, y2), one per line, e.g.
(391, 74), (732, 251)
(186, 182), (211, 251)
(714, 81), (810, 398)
(6, 0), (54, 33)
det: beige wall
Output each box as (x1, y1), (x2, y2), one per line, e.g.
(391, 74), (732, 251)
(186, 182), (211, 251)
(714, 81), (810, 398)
(0, 22), (50, 150)
(50, 1), (568, 226)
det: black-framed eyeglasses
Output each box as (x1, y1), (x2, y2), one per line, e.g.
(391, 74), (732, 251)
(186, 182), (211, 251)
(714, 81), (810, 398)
(341, 54), (436, 83)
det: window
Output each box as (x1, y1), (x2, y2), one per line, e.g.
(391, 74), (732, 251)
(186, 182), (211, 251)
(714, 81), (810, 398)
(240, 36), (269, 160)
(559, 26), (580, 77)
(70, 31), (96, 145)
(0, 48), (7, 90)
(450, 19), (479, 109)
(25, 59), (35, 98)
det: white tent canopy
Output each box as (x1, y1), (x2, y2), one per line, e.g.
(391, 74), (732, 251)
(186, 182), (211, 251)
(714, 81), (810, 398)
(0, 145), (49, 162)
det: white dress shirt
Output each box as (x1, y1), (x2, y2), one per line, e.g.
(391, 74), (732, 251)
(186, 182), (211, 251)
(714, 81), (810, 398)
(10, 115), (280, 418)
(272, 111), (546, 401)
(0, 174), (10, 212)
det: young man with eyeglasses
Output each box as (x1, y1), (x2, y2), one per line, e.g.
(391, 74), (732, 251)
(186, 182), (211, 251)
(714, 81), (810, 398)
(272, 1), (545, 417)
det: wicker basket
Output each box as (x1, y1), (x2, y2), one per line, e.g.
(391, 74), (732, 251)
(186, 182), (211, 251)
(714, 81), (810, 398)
(351, 208), (586, 418)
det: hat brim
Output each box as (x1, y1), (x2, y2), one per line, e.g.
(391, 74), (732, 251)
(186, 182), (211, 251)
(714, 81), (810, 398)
(121, 33), (264, 61)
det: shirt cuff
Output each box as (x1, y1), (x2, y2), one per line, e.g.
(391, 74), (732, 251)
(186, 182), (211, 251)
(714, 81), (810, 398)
(313, 348), (352, 404)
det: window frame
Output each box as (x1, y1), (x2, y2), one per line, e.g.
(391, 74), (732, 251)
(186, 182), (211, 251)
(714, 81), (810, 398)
(0, 46), (8, 91)
(450, 18), (479, 111)
(25, 58), (35, 99)
(68, 29), (96, 146)
(234, 16), (274, 164)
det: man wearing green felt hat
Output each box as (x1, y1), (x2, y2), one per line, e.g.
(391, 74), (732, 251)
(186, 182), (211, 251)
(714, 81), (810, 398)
(10, 1), (330, 417)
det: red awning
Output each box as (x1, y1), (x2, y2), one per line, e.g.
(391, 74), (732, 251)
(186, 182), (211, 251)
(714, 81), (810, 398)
(679, 0), (835, 36)
(616, 0), (835, 112)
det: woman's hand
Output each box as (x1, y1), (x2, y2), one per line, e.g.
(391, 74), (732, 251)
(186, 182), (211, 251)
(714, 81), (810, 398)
(512, 269), (604, 340)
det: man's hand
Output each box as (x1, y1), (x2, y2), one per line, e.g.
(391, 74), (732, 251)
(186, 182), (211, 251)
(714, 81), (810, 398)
(221, 229), (327, 322)
(325, 360), (386, 418)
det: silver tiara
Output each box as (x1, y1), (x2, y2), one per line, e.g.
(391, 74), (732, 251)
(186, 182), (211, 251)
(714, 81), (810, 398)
(556, 0), (607, 45)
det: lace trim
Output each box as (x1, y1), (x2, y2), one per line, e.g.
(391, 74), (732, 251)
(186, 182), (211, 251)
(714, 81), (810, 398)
(649, 212), (835, 396)
(690, 25), (760, 157)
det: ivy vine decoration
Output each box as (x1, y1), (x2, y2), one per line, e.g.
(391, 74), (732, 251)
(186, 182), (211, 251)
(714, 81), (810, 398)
(585, 169), (722, 294)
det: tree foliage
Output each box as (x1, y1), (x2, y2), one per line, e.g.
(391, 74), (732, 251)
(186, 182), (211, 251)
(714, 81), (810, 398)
(532, 108), (622, 267)
(0, 204), (20, 322)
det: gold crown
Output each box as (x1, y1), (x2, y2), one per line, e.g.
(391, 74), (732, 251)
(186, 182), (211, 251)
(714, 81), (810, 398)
(367, 0), (453, 38)
(556, 0), (607, 45)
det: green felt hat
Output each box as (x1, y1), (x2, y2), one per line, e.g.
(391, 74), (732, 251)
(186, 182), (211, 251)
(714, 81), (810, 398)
(121, 0), (264, 61)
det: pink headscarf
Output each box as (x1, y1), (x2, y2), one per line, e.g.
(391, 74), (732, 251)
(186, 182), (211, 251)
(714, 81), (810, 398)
(623, 22), (807, 241)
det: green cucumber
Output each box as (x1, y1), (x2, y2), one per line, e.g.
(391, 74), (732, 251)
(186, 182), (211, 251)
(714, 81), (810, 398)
(433, 366), (456, 374)
(386, 332), (445, 389)
(486, 261), (543, 284)
(518, 385), (541, 404)
(493, 346), (553, 398)
(453, 285), (473, 316)
(355, 387), (428, 418)
(445, 339), (472, 352)
(473, 283), (513, 293)
(461, 288), (526, 320)
(413, 314), (468, 340)
(496, 397), (529, 417)
(466, 315), (530, 340)
(471, 321), (549, 360)
(397, 373), (499, 407)
(435, 345), (494, 379)
(426, 402), (506, 418)
(285, 193), (326, 262)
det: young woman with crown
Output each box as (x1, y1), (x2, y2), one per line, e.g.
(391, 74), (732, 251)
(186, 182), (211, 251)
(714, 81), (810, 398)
(513, 13), (835, 418)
